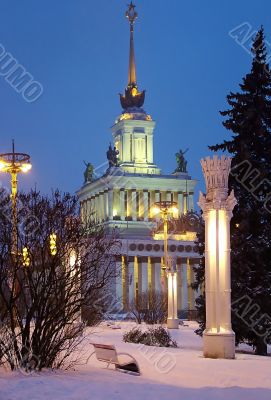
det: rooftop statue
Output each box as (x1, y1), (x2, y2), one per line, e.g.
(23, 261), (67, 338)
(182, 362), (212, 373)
(174, 148), (188, 173)
(83, 161), (94, 183)
(107, 143), (119, 168)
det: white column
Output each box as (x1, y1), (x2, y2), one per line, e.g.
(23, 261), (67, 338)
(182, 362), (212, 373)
(131, 189), (137, 221)
(85, 199), (90, 223)
(183, 194), (188, 214)
(177, 262), (183, 313)
(119, 188), (125, 220)
(141, 259), (148, 293)
(108, 189), (113, 220)
(103, 190), (108, 220)
(187, 258), (195, 314)
(182, 262), (188, 311)
(166, 191), (172, 202)
(94, 195), (99, 222)
(89, 197), (93, 221)
(136, 258), (142, 297)
(155, 191), (160, 221)
(167, 267), (178, 329)
(155, 261), (161, 292)
(143, 190), (149, 221)
(116, 260), (123, 306)
(148, 257), (155, 291)
(188, 192), (194, 211)
(198, 155), (236, 359)
(121, 256), (129, 311)
(82, 200), (86, 224)
(122, 131), (130, 162)
(147, 133), (153, 163)
(129, 257), (135, 306)
(98, 193), (102, 221)
(177, 191), (183, 216)
(138, 191), (144, 219)
(99, 192), (104, 221)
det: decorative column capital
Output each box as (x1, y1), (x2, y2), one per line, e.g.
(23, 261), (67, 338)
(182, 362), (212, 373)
(198, 155), (237, 214)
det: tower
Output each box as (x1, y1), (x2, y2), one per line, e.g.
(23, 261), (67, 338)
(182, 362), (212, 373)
(113, 2), (160, 175)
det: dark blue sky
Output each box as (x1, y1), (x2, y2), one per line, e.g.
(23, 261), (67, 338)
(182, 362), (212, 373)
(0, 0), (270, 198)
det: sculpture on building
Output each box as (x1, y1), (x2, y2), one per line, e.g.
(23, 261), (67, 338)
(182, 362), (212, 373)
(107, 143), (119, 168)
(174, 148), (188, 173)
(83, 161), (94, 183)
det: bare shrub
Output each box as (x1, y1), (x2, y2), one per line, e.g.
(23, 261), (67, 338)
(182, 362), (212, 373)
(0, 189), (119, 372)
(129, 290), (167, 324)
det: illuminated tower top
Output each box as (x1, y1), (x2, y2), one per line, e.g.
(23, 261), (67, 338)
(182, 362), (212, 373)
(119, 2), (146, 111)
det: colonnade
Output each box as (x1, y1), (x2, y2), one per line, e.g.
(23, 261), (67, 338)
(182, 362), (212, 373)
(81, 189), (194, 223)
(117, 255), (199, 314)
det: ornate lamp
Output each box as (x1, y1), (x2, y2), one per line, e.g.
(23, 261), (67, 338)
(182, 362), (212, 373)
(0, 141), (32, 255)
(153, 200), (179, 329)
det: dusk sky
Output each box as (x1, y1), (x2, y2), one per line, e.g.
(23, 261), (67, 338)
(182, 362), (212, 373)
(0, 0), (270, 198)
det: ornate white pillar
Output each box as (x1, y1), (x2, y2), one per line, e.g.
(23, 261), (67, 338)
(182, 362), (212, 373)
(198, 155), (237, 359)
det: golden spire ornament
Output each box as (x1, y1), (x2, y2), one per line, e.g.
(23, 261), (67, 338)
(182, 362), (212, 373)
(119, 2), (145, 110)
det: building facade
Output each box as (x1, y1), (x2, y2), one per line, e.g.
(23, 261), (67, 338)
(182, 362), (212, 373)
(77, 3), (201, 317)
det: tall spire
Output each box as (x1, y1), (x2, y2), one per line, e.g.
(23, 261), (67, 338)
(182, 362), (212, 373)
(120, 2), (145, 111)
(126, 2), (137, 86)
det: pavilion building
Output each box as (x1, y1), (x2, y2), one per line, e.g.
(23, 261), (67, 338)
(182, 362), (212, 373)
(77, 3), (200, 318)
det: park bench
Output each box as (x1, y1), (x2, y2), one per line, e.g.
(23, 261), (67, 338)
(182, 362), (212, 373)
(90, 343), (140, 376)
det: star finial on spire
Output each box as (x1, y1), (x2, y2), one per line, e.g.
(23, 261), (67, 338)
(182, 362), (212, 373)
(126, 2), (138, 28)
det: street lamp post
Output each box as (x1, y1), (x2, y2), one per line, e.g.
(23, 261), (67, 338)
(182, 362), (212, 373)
(153, 200), (179, 329)
(0, 141), (32, 255)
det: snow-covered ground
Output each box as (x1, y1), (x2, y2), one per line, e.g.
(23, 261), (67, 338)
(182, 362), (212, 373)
(0, 321), (270, 400)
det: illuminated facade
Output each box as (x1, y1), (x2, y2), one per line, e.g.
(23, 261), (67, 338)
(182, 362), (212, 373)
(77, 3), (200, 316)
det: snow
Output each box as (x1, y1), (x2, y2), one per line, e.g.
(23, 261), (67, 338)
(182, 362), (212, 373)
(0, 321), (271, 400)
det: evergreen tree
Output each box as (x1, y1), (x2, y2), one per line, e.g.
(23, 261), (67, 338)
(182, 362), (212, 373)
(194, 27), (271, 355)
